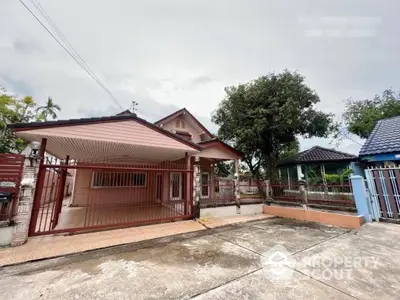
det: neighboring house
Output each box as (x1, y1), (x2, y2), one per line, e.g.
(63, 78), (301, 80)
(9, 108), (242, 236)
(359, 116), (400, 165)
(277, 146), (358, 186)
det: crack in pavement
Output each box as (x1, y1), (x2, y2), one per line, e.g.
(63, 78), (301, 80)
(188, 227), (359, 300)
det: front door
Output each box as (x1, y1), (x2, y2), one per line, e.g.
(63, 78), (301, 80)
(170, 172), (182, 200)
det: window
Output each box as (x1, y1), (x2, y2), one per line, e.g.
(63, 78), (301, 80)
(92, 171), (146, 188)
(175, 119), (185, 128)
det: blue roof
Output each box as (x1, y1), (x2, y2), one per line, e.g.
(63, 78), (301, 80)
(359, 116), (400, 156)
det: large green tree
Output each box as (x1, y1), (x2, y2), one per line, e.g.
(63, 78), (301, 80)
(212, 71), (335, 180)
(0, 89), (61, 153)
(343, 89), (400, 139)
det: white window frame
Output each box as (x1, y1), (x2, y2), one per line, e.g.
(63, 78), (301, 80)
(91, 171), (147, 188)
(200, 172), (210, 199)
(170, 172), (182, 200)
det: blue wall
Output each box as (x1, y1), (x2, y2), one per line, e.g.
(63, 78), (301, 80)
(360, 152), (400, 162)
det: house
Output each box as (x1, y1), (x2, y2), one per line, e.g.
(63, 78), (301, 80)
(277, 146), (358, 186)
(359, 116), (400, 165)
(8, 108), (242, 236)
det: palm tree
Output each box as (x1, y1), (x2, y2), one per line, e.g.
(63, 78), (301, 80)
(36, 97), (61, 121)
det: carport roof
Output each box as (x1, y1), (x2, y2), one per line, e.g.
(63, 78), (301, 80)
(8, 112), (202, 151)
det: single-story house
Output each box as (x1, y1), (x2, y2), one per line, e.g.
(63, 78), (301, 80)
(277, 146), (359, 186)
(8, 108), (242, 236)
(359, 116), (400, 165)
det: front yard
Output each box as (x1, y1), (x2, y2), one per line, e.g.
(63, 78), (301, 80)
(0, 218), (399, 299)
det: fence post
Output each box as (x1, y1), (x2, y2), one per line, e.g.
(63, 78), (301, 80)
(234, 159), (240, 214)
(364, 170), (381, 221)
(299, 180), (307, 210)
(350, 175), (373, 223)
(264, 180), (270, 204)
(11, 158), (38, 246)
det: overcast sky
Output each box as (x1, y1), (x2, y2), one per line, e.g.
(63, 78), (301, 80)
(1, 0), (399, 154)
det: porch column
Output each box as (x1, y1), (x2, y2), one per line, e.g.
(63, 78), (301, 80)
(185, 153), (191, 215)
(234, 158), (240, 213)
(193, 156), (201, 218)
(297, 164), (303, 181)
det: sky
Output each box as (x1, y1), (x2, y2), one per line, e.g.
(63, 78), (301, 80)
(1, 0), (399, 154)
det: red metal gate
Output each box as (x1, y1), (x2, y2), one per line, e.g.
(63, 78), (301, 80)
(0, 154), (24, 222)
(29, 158), (194, 236)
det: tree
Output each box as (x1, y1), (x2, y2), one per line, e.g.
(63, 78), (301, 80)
(0, 89), (61, 153)
(212, 71), (336, 181)
(36, 97), (61, 121)
(277, 139), (300, 162)
(343, 89), (400, 139)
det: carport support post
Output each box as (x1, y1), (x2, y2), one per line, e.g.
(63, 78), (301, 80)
(350, 175), (373, 223)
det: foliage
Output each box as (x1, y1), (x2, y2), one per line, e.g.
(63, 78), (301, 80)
(212, 70), (336, 181)
(0, 88), (61, 153)
(306, 169), (321, 185)
(278, 139), (300, 162)
(323, 168), (353, 185)
(215, 161), (232, 177)
(343, 89), (400, 139)
(36, 97), (61, 120)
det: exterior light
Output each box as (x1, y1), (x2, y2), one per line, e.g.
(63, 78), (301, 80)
(29, 141), (41, 167)
(30, 141), (41, 153)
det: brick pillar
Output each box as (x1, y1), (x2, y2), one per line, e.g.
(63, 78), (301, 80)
(193, 156), (201, 218)
(11, 159), (38, 247)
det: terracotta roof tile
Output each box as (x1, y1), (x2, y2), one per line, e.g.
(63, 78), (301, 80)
(278, 146), (357, 166)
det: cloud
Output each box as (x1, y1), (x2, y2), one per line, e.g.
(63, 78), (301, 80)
(2, 0), (399, 154)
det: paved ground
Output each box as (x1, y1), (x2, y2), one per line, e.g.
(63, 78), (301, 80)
(1, 218), (399, 300)
(0, 215), (271, 266)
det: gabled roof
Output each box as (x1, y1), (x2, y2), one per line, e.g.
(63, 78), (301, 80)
(359, 116), (400, 156)
(198, 138), (243, 158)
(154, 108), (214, 138)
(8, 112), (202, 151)
(278, 146), (357, 166)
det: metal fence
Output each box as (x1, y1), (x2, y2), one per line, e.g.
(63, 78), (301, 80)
(270, 182), (355, 211)
(365, 167), (400, 219)
(30, 157), (194, 236)
(199, 177), (265, 207)
(0, 154), (25, 222)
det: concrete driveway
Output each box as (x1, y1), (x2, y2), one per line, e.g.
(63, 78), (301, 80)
(0, 218), (399, 300)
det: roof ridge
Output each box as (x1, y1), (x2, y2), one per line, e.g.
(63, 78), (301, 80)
(154, 107), (214, 137)
(313, 146), (357, 158)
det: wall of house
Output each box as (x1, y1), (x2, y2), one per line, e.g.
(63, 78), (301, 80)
(198, 145), (239, 160)
(71, 168), (158, 207)
(40, 169), (74, 205)
(161, 116), (204, 143)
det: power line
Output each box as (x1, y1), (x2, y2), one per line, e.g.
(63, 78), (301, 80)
(17, 0), (124, 110)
